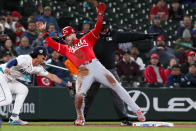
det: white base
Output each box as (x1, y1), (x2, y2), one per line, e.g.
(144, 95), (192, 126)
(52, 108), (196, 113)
(132, 121), (174, 127)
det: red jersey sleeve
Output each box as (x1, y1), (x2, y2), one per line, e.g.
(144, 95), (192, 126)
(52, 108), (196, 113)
(44, 36), (68, 56)
(83, 16), (103, 47)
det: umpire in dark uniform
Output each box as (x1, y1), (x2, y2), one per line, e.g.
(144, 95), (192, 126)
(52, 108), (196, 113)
(80, 21), (158, 125)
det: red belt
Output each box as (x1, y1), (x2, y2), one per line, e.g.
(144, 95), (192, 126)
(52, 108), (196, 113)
(82, 59), (93, 65)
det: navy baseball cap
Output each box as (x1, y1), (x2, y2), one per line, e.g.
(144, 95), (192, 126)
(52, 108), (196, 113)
(32, 46), (47, 57)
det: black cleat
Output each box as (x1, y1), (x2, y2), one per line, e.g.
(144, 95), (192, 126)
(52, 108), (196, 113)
(121, 120), (132, 126)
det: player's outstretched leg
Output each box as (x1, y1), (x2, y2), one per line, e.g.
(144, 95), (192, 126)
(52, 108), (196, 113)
(94, 61), (146, 122)
(74, 93), (85, 126)
(109, 83), (146, 121)
(107, 81), (146, 121)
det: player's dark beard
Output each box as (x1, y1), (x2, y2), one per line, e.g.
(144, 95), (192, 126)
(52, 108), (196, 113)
(68, 39), (75, 46)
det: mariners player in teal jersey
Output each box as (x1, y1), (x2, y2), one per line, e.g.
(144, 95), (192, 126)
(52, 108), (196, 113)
(0, 47), (72, 125)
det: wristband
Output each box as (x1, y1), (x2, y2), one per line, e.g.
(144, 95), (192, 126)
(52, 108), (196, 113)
(43, 32), (49, 39)
(61, 80), (68, 86)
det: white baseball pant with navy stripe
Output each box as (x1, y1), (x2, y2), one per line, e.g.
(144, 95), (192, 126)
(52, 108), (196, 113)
(0, 72), (28, 115)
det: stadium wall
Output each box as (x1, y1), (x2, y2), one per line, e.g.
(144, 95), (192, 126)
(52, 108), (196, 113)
(1, 87), (196, 121)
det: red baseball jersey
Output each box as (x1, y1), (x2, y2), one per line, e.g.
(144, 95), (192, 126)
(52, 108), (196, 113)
(150, 5), (169, 18)
(45, 21), (102, 67)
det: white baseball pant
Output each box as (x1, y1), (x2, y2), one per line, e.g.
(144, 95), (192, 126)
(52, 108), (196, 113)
(76, 59), (140, 113)
(0, 72), (29, 115)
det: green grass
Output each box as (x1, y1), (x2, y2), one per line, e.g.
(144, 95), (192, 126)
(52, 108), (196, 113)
(1, 121), (196, 131)
(1, 127), (196, 131)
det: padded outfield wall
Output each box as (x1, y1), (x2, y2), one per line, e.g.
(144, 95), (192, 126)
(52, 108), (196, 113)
(1, 87), (196, 121)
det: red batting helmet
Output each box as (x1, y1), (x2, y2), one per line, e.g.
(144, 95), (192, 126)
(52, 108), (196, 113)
(61, 26), (75, 37)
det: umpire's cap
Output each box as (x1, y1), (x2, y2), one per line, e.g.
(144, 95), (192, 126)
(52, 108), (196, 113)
(30, 46), (47, 58)
(102, 20), (109, 29)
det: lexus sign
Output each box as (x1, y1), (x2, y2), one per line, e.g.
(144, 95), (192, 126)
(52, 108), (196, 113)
(126, 89), (196, 119)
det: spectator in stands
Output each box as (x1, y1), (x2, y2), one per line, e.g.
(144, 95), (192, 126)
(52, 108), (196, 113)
(166, 64), (187, 88)
(176, 28), (193, 48)
(144, 53), (166, 87)
(130, 46), (145, 71)
(80, 20), (91, 34)
(4, 11), (12, 29)
(4, 39), (17, 56)
(41, 6), (60, 32)
(146, 35), (176, 67)
(169, 0), (184, 21)
(15, 37), (33, 55)
(0, 24), (8, 45)
(40, 40), (51, 58)
(14, 23), (24, 46)
(147, 15), (168, 40)
(149, 0), (169, 21)
(22, 21), (38, 46)
(118, 42), (133, 54)
(35, 16), (45, 32)
(180, 0), (196, 5)
(164, 58), (178, 80)
(11, 11), (23, 31)
(175, 29), (194, 62)
(33, 4), (44, 17)
(177, 16), (194, 39)
(47, 50), (71, 87)
(184, 61), (196, 87)
(32, 32), (43, 47)
(114, 51), (121, 66)
(0, 16), (16, 44)
(181, 51), (196, 74)
(117, 51), (141, 82)
(191, 28), (196, 48)
(27, 15), (36, 23)
(47, 23), (56, 34)
(50, 30), (58, 38)
(0, 50), (13, 64)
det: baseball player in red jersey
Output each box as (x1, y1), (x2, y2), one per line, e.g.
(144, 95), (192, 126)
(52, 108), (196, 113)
(38, 2), (145, 126)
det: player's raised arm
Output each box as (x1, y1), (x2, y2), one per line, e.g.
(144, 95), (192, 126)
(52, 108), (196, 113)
(85, 2), (106, 43)
(37, 22), (67, 56)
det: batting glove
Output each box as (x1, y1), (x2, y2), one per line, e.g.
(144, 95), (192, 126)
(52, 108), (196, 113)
(43, 32), (50, 39)
(97, 2), (106, 21)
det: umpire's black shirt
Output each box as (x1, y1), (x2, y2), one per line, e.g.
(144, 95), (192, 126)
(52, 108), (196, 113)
(93, 29), (151, 69)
